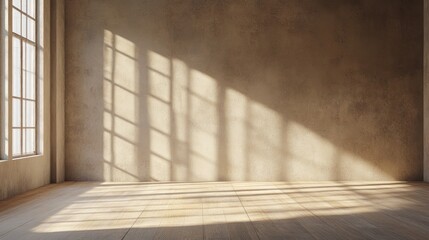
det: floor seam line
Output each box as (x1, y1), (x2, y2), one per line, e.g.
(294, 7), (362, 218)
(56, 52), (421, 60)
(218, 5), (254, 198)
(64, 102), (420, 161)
(201, 193), (205, 240)
(119, 203), (147, 240)
(120, 185), (169, 240)
(230, 182), (262, 240)
(274, 183), (338, 240)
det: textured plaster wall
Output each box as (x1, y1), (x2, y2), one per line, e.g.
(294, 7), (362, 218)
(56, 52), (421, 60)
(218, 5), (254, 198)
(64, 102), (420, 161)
(65, 0), (423, 181)
(0, 0), (51, 200)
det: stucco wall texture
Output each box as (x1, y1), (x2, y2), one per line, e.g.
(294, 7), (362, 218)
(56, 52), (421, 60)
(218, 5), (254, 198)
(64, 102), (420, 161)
(65, 0), (423, 181)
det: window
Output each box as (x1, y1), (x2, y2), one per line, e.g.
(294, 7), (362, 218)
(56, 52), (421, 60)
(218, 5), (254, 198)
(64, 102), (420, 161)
(11, 0), (37, 157)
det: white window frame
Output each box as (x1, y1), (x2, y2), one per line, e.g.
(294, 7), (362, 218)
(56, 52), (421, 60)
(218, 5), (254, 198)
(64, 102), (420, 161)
(3, 0), (42, 159)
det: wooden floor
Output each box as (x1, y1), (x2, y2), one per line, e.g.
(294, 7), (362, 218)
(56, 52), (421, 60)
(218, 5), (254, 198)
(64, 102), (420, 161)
(0, 182), (428, 240)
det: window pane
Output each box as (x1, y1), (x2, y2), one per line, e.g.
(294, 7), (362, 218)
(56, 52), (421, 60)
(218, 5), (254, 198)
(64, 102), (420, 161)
(12, 98), (21, 127)
(24, 43), (36, 99)
(12, 9), (21, 35)
(13, 0), (21, 8)
(25, 42), (35, 72)
(12, 129), (21, 156)
(24, 100), (35, 127)
(27, 18), (35, 42)
(27, 0), (36, 18)
(23, 128), (35, 154)
(22, 15), (27, 39)
(12, 37), (21, 97)
(24, 72), (35, 100)
(21, 0), (27, 14)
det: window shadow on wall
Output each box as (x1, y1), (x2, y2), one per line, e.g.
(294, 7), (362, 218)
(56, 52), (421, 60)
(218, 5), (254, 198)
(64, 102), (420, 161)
(102, 30), (140, 181)
(65, 0), (423, 181)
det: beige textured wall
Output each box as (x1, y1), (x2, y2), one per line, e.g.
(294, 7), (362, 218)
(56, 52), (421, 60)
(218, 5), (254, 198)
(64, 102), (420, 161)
(65, 0), (423, 181)
(0, 0), (51, 200)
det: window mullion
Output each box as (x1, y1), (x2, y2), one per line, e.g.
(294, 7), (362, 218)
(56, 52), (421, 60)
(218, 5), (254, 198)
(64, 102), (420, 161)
(20, 39), (23, 156)
(35, 0), (38, 154)
(6, 0), (13, 160)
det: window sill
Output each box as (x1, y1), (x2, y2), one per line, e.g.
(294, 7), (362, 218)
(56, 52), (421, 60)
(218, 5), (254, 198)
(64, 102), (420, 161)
(13, 154), (43, 161)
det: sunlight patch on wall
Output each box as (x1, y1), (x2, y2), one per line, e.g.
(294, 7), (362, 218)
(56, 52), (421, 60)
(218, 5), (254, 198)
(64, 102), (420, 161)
(189, 70), (218, 181)
(247, 101), (283, 180)
(224, 88), (284, 180)
(148, 97), (170, 135)
(285, 121), (338, 180)
(147, 50), (172, 181)
(171, 59), (189, 181)
(285, 121), (391, 180)
(225, 89), (247, 180)
(150, 130), (171, 163)
(148, 52), (170, 103)
(221, 88), (390, 181)
(114, 87), (138, 123)
(103, 30), (139, 181)
(148, 51), (171, 76)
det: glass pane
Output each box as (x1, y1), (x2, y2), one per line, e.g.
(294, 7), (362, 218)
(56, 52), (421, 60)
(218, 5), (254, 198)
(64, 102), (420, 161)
(27, 0), (36, 18)
(22, 15), (27, 38)
(12, 129), (21, 156)
(13, 0), (21, 8)
(12, 9), (21, 35)
(12, 37), (21, 97)
(25, 42), (35, 72)
(27, 18), (35, 42)
(12, 98), (21, 127)
(24, 100), (35, 127)
(24, 43), (36, 99)
(21, 0), (27, 14)
(23, 128), (35, 154)
(24, 72), (35, 100)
